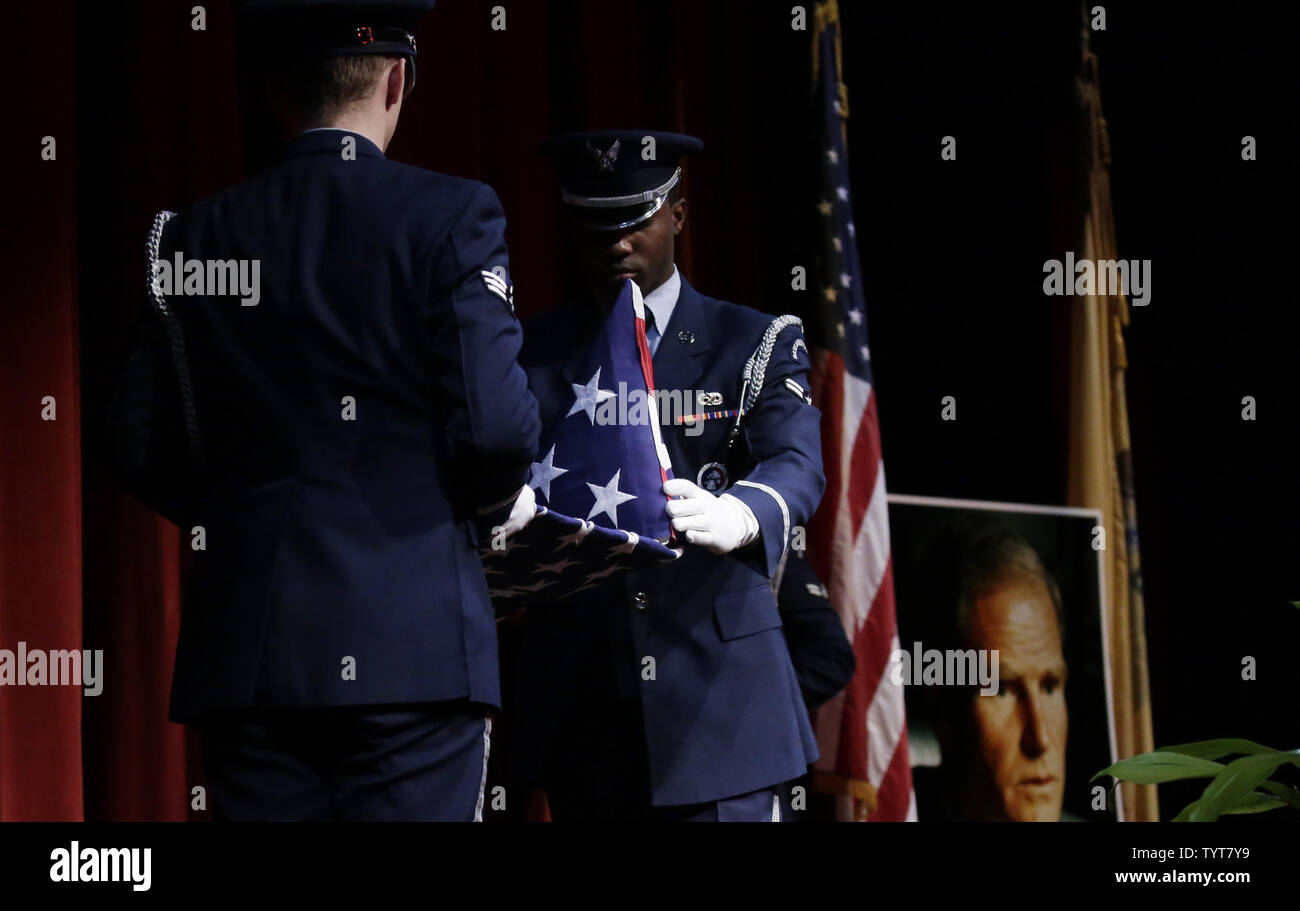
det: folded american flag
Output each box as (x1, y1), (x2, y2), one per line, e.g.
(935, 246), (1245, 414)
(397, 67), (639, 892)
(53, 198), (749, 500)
(482, 279), (679, 608)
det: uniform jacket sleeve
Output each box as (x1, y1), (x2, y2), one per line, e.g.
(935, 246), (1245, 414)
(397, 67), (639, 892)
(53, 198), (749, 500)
(726, 323), (826, 578)
(105, 306), (199, 528)
(777, 555), (856, 714)
(427, 183), (541, 511)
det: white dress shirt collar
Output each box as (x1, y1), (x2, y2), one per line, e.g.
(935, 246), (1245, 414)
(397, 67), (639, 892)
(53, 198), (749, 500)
(642, 265), (681, 333)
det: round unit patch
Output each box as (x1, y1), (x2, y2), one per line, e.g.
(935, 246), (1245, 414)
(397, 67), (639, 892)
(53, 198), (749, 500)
(697, 462), (729, 492)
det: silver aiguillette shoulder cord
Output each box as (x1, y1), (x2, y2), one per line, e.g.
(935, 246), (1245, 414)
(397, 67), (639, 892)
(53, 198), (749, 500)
(146, 210), (207, 473)
(726, 314), (804, 451)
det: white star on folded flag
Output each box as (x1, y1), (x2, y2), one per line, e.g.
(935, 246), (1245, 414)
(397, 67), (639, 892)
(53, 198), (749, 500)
(566, 367), (616, 424)
(513, 578), (559, 593)
(585, 564), (624, 582)
(529, 444), (569, 499)
(586, 469), (637, 527)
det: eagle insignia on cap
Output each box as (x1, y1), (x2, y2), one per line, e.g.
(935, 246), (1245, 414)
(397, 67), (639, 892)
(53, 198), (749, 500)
(586, 139), (621, 174)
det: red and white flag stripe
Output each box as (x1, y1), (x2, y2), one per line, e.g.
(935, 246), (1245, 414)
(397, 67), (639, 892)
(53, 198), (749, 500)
(810, 351), (916, 822)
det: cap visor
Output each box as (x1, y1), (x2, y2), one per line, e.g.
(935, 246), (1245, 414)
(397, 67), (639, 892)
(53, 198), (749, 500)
(564, 201), (659, 231)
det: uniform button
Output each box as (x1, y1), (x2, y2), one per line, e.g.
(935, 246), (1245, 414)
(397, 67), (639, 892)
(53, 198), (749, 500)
(634, 591), (649, 611)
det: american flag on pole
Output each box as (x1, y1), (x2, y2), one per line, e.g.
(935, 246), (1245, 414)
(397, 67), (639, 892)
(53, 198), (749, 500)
(806, 0), (915, 822)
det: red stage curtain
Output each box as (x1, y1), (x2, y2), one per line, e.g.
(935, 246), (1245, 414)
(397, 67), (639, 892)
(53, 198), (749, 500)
(1, 0), (83, 821)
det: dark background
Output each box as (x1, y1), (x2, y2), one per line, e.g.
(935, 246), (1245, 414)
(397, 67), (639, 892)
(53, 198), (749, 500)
(2, 0), (1293, 819)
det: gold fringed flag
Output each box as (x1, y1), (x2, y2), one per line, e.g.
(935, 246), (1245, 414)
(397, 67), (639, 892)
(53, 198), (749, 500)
(1066, 40), (1159, 822)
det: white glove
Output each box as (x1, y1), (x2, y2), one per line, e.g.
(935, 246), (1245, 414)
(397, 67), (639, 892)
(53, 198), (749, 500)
(500, 483), (537, 538)
(478, 483), (537, 540)
(663, 478), (759, 555)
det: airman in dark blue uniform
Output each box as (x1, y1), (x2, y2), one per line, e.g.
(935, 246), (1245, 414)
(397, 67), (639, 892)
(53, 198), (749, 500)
(512, 131), (826, 820)
(107, 0), (540, 820)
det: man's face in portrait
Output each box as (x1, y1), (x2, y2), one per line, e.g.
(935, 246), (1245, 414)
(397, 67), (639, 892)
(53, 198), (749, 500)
(572, 196), (685, 304)
(962, 575), (1068, 821)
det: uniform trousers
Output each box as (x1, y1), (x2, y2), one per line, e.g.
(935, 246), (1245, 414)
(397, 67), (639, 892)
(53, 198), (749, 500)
(541, 700), (790, 822)
(199, 700), (492, 821)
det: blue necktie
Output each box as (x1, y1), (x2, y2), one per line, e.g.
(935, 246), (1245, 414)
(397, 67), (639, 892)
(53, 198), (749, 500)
(645, 308), (661, 357)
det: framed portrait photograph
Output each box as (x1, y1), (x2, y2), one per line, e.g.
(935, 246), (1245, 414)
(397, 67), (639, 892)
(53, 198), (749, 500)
(888, 494), (1121, 821)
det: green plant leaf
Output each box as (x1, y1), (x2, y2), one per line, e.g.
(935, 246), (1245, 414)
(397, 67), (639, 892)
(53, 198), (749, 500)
(1092, 751), (1225, 785)
(1178, 790), (1288, 819)
(1157, 739), (1277, 761)
(1222, 790), (1286, 815)
(1187, 751), (1300, 822)
(1256, 779), (1300, 811)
